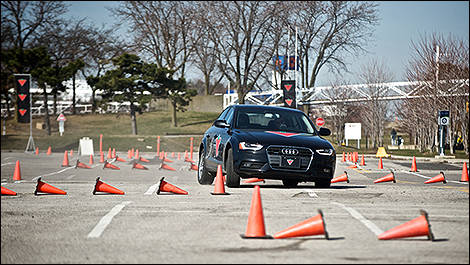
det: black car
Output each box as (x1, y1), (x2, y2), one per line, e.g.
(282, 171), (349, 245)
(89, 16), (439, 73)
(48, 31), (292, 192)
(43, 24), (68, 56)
(197, 104), (336, 188)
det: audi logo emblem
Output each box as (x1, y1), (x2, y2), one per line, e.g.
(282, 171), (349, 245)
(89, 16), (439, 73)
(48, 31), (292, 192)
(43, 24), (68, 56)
(282, 148), (299, 155)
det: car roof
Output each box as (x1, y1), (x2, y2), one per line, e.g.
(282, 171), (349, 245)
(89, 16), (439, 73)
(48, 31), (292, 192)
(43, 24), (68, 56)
(231, 104), (305, 114)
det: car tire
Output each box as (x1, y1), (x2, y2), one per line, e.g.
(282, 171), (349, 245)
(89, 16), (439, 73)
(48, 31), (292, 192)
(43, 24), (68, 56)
(197, 145), (215, 185)
(315, 179), (331, 188)
(225, 149), (240, 188)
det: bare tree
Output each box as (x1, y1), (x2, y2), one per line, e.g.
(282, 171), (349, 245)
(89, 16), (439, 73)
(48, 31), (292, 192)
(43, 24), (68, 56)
(284, 1), (379, 90)
(322, 77), (362, 145)
(358, 59), (394, 148)
(80, 25), (128, 113)
(189, 2), (225, 95)
(403, 33), (469, 154)
(203, 1), (283, 104)
(1, 1), (68, 118)
(113, 1), (197, 79)
(1, 1), (68, 50)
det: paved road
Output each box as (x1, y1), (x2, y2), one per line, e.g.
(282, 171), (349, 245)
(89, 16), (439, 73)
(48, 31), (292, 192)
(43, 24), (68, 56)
(1, 151), (468, 264)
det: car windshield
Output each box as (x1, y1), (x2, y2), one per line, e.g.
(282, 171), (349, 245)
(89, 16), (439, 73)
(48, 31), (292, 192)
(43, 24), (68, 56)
(234, 108), (317, 134)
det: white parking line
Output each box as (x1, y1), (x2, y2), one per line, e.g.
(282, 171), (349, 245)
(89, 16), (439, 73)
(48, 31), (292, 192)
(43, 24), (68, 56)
(1, 162), (15, 166)
(409, 171), (468, 185)
(87, 201), (132, 238)
(32, 167), (75, 182)
(144, 184), (160, 195)
(331, 201), (384, 236)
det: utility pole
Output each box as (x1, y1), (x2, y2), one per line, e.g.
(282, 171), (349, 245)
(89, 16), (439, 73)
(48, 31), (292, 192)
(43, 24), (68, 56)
(435, 45), (445, 157)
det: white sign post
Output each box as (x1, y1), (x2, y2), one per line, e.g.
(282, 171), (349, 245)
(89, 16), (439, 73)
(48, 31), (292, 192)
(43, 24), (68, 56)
(345, 123), (361, 149)
(78, 137), (94, 156)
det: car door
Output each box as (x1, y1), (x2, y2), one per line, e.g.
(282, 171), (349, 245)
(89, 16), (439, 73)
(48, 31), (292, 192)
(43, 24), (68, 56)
(204, 107), (230, 171)
(215, 107), (234, 165)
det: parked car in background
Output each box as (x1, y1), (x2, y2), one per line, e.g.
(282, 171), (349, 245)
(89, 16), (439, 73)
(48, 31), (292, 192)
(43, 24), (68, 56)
(197, 104), (336, 188)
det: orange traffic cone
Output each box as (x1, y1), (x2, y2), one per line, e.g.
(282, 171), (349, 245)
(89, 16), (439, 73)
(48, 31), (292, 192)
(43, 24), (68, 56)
(178, 152), (181, 160)
(211, 165), (230, 195)
(460, 162), (468, 182)
(163, 154), (173, 163)
(35, 147), (39, 155)
(243, 178), (266, 184)
(159, 161), (176, 171)
(374, 170), (396, 183)
(89, 154), (94, 165)
(424, 172), (446, 184)
(99, 151), (105, 163)
(13, 160), (21, 181)
(378, 210), (434, 241)
(378, 157), (383, 169)
(69, 149), (73, 157)
(139, 156), (150, 163)
(347, 163), (357, 169)
(47, 146), (52, 155)
(273, 210), (329, 240)
(127, 149), (132, 159)
(135, 149), (140, 159)
(157, 177), (188, 195)
(75, 159), (91, 169)
(410, 156), (418, 172)
(241, 185), (271, 239)
(331, 171), (349, 184)
(34, 177), (67, 195)
(1, 186), (17, 196)
(132, 161), (148, 170)
(342, 152), (346, 162)
(189, 163), (198, 171)
(93, 177), (124, 195)
(112, 148), (116, 159)
(185, 157), (195, 164)
(61, 150), (70, 167)
(116, 156), (127, 162)
(360, 155), (366, 166)
(103, 161), (120, 170)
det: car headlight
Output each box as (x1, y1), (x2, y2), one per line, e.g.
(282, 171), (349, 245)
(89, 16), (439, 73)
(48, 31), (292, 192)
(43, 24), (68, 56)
(239, 142), (263, 151)
(316, 149), (334, 156)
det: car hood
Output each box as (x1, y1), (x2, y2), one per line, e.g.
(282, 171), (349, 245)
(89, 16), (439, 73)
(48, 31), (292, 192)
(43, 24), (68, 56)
(233, 130), (333, 149)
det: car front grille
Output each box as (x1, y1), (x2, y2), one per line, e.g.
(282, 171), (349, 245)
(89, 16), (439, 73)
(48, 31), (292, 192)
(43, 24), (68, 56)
(266, 145), (313, 171)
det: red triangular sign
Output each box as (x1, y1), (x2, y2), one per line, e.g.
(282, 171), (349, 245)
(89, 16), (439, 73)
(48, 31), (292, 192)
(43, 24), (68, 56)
(19, 109), (27, 116)
(18, 94), (27, 101)
(266, 131), (301, 137)
(285, 99), (293, 106)
(18, 79), (27, 86)
(287, 159), (294, 165)
(284, 84), (292, 91)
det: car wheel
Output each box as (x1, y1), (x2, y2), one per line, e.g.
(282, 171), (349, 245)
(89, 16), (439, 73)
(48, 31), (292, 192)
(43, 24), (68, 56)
(197, 145), (215, 185)
(225, 149), (240, 188)
(282, 179), (298, 188)
(315, 179), (331, 188)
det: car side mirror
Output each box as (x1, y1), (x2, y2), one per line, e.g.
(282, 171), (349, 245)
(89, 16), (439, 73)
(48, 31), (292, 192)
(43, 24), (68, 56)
(214, 120), (230, 128)
(319, 127), (331, 136)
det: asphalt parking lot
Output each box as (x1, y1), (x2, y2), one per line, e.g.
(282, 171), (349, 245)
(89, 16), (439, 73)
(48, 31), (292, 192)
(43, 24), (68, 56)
(1, 150), (469, 264)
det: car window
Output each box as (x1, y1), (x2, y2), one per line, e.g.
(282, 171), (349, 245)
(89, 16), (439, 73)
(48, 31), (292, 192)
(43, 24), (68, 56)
(217, 107), (230, 121)
(234, 108), (316, 134)
(225, 107), (235, 124)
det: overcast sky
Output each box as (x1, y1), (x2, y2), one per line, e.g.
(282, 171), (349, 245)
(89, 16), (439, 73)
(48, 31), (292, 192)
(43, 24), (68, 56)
(65, 1), (469, 87)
